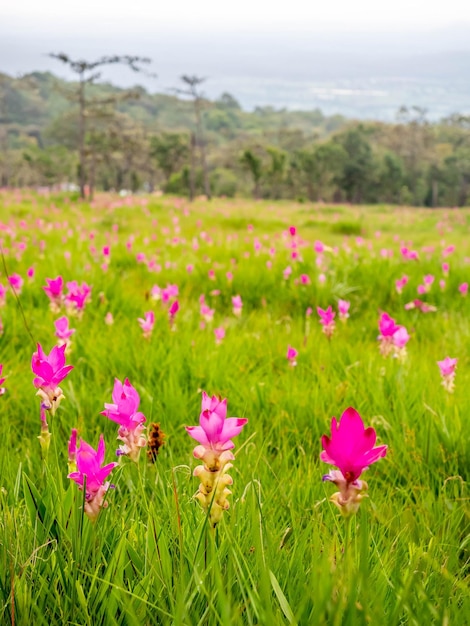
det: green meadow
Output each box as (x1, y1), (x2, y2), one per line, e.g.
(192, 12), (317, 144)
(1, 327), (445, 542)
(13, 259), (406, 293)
(0, 191), (469, 625)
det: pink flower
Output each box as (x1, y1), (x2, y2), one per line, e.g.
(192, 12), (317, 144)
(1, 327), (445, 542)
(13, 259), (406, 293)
(437, 357), (457, 393)
(314, 240), (324, 253)
(214, 327), (225, 345)
(423, 274), (434, 286)
(289, 226), (296, 236)
(68, 434), (118, 521)
(317, 306), (336, 338)
(138, 311), (155, 338)
(392, 326), (410, 351)
(338, 299), (350, 322)
(105, 312), (114, 325)
(31, 343), (74, 412)
(43, 276), (64, 310)
(8, 273), (23, 294)
(54, 316), (76, 344)
(0, 363), (6, 396)
(378, 313), (400, 338)
(300, 274), (311, 285)
(400, 246), (419, 261)
(102, 378), (147, 460)
(27, 267), (35, 279)
(442, 262), (449, 275)
(286, 345), (298, 367)
(186, 391), (248, 470)
(442, 245), (455, 258)
(169, 300), (179, 326)
(200, 303), (215, 324)
(458, 283), (468, 296)
(417, 284), (426, 295)
(283, 266), (292, 280)
(65, 281), (92, 314)
(0, 283), (6, 307)
(378, 313), (409, 358)
(232, 295), (243, 317)
(320, 407), (387, 514)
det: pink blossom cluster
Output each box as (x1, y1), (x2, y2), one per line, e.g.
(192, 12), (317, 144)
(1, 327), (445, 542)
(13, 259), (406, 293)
(378, 312), (410, 359)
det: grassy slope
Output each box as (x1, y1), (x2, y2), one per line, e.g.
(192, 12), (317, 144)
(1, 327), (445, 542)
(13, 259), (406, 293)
(0, 192), (469, 625)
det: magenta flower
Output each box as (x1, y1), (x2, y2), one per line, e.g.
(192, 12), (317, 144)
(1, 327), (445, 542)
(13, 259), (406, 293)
(43, 276), (64, 311)
(437, 357), (457, 392)
(187, 391), (248, 526)
(102, 378), (147, 460)
(8, 273), (23, 294)
(395, 275), (409, 294)
(169, 300), (179, 326)
(65, 281), (92, 314)
(186, 391), (247, 469)
(138, 311), (155, 338)
(214, 326), (225, 345)
(0, 363), (6, 396)
(286, 345), (298, 367)
(458, 283), (468, 297)
(338, 299), (350, 322)
(321, 407), (387, 515)
(317, 306), (336, 338)
(32, 343), (74, 413)
(68, 434), (118, 521)
(200, 303), (215, 324)
(232, 295), (243, 317)
(54, 316), (76, 345)
(0, 283), (6, 307)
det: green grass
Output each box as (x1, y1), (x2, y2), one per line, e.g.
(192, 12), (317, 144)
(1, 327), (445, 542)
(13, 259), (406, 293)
(0, 191), (469, 625)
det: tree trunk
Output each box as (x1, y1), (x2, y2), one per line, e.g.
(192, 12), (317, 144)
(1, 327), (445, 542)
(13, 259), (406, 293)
(78, 77), (87, 199)
(194, 101), (211, 200)
(189, 132), (196, 201)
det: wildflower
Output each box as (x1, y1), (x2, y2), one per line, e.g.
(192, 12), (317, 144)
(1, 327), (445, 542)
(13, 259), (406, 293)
(442, 262), (449, 276)
(54, 316), (76, 348)
(0, 283), (6, 307)
(65, 281), (92, 315)
(287, 345), (298, 367)
(68, 434), (118, 522)
(43, 276), (64, 311)
(404, 299), (437, 313)
(186, 391), (248, 526)
(458, 283), (468, 297)
(392, 326), (410, 361)
(338, 299), (350, 322)
(31, 343), (74, 414)
(317, 306), (336, 338)
(320, 407), (387, 516)
(38, 407), (51, 455)
(214, 326), (225, 345)
(232, 295), (243, 317)
(200, 303), (215, 324)
(300, 274), (311, 285)
(0, 363), (6, 395)
(377, 312), (403, 357)
(105, 312), (114, 325)
(283, 266), (292, 280)
(102, 378), (147, 461)
(138, 311), (155, 339)
(437, 357), (457, 393)
(8, 273), (23, 294)
(169, 300), (179, 327)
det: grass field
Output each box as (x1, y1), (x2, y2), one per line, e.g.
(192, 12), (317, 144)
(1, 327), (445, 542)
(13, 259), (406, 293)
(0, 190), (469, 625)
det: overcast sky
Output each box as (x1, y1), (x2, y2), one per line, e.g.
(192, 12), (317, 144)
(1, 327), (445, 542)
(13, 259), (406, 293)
(2, 0), (470, 116)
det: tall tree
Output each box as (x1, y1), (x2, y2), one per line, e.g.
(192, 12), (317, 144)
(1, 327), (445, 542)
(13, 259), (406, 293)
(49, 53), (152, 198)
(177, 75), (211, 200)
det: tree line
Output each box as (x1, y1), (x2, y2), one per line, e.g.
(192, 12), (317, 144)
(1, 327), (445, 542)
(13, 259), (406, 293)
(1, 58), (470, 206)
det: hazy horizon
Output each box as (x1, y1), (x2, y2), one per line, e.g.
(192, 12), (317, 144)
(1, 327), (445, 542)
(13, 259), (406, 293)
(2, 1), (470, 119)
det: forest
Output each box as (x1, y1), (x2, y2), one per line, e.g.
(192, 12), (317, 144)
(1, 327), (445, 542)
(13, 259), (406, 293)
(1, 69), (470, 206)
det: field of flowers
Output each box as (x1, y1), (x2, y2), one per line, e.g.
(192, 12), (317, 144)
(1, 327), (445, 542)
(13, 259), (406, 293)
(0, 190), (469, 625)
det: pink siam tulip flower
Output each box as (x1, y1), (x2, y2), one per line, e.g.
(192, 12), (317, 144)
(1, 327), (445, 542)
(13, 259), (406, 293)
(8, 273), (23, 294)
(186, 391), (248, 526)
(442, 263), (449, 276)
(214, 326), (225, 345)
(200, 303), (215, 324)
(102, 378), (147, 461)
(232, 295), (243, 317)
(43, 276), (64, 311)
(437, 357), (457, 393)
(169, 300), (179, 327)
(395, 274), (409, 293)
(137, 311), (155, 339)
(378, 312), (410, 358)
(338, 299), (350, 322)
(318, 273), (326, 285)
(400, 246), (419, 261)
(186, 392), (247, 469)
(442, 245), (455, 258)
(31, 343), (74, 413)
(0, 363), (6, 395)
(68, 434), (118, 522)
(65, 281), (92, 315)
(458, 282), (468, 296)
(417, 284), (426, 295)
(289, 226), (297, 236)
(27, 267), (35, 279)
(300, 274), (311, 285)
(317, 306), (336, 338)
(439, 279), (446, 290)
(321, 407), (388, 516)
(283, 266), (292, 280)
(423, 274), (434, 286)
(392, 326), (410, 361)
(286, 345), (298, 367)
(314, 240), (324, 253)
(306, 307), (313, 317)
(54, 316), (76, 347)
